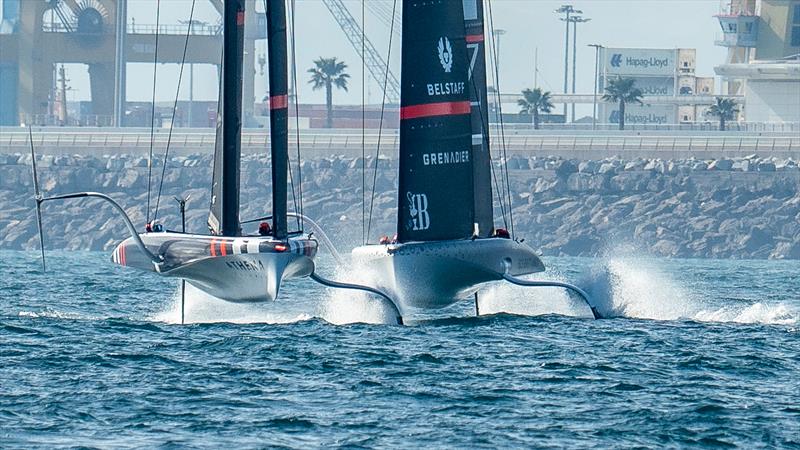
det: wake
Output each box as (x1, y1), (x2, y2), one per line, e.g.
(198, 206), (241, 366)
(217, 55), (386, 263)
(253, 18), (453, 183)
(151, 255), (798, 327)
(577, 258), (798, 325)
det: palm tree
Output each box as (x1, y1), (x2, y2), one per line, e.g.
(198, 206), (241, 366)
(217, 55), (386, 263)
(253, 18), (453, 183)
(602, 76), (644, 130)
(706, 97), (739, 131)
(308, 57), (350, 128)
(517, 88), (554, 130)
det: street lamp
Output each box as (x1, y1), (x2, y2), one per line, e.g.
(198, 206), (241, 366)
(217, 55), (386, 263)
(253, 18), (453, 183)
(555, 5), (581, 121)
(179, 19), (208, 128)
(569, 15), (590, 123)
(588, 44), (604, 130)
(492, 29), (507, 76)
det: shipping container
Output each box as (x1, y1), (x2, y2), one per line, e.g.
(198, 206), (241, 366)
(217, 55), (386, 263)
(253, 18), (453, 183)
(600, 102), (676, 125)
(678, 76), (697, 95)
(695, 77), (716, 95)
(677, 48), (697, 75)
(602, 75), (675, 96)
(602, 47), (677, 77)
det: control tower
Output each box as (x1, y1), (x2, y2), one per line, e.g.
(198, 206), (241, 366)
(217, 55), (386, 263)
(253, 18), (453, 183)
(715, 0), (760, 95)
(0, 0), (262, 127)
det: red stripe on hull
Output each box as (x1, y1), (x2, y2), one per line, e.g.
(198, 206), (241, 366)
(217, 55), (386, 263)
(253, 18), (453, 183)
(466, 34), (484, 43)
(210, 239), (217, 257)
(400, 101), (471, 120)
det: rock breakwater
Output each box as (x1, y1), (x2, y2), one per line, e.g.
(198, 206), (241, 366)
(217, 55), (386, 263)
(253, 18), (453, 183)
(1, 153), (798, 259)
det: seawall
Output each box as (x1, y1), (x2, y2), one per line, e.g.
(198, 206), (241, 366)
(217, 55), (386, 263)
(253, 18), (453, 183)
(1, 152), (798, 259)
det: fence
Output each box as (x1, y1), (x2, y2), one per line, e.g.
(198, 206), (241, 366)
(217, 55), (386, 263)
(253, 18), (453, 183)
(2, 129), (797, 159)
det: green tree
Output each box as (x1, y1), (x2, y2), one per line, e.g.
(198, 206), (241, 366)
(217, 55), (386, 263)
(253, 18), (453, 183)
(308, 57), (350, 128)
(517, 88), (554, 130)
(602, 76), (644, 130)
(706, 97), (739, 131)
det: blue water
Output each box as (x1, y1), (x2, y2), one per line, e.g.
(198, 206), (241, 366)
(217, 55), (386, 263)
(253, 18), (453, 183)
(1, 250), (798, 448)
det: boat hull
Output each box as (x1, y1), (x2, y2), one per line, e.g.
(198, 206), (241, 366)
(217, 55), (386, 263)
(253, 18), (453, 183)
(111, 232), (317, 303)
(351, 238), (544, 311)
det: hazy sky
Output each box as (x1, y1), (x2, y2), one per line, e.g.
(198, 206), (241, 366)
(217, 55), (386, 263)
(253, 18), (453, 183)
(63, 0), (728, 117)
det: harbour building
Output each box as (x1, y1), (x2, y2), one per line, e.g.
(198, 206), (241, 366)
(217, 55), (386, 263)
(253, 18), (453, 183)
(714, 0), (800, 123)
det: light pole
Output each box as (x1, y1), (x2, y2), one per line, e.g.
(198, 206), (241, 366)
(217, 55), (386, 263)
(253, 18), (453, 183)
(588, 44), (603, 130)
(180, 19), (208, 127)
(556, 5), (581, 121)
(570, 15), (590, 123)
(492, 29), (507, 125)
(493, 29), (507, 76)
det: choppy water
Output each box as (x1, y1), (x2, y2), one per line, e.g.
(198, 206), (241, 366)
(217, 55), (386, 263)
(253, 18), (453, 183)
(1, 250), (798, 448)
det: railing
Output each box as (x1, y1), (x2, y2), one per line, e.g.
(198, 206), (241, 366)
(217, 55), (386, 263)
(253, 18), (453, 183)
(2, 130), (797, 158)
(128, 23), (222, 36)
(42, 22), (222, 36)
(504, 122), (800, 133)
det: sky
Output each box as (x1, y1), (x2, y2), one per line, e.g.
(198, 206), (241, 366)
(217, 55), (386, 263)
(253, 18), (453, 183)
(61, 0), (728, 118)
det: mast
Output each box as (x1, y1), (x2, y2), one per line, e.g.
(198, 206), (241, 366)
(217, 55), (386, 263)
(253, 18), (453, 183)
(266, 0), (289, 240)
(463, 0), (493, 237)
(397, 0), (474, 242)
(208, 0), (246, 236)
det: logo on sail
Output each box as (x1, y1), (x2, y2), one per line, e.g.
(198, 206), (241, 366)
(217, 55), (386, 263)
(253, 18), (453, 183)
(407, 192), (430, 231)
(438, 37), (453, 73)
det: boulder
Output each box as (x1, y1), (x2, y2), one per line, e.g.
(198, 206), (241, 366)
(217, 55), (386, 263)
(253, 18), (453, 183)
(708, 159), (734, 171)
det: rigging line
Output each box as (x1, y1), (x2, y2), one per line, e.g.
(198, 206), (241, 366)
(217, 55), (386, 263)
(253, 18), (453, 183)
(482, 30), (508, 230)
(365, 0), (397, 242)
(487, 0), (515, 238)
(291, 0), (304, 231)
(361, 0), (366, 244)
(368, 2), (401, 30)
(153, 0), (197, 222)
(283, 0), (302, 232)
(145, 0), (161, 224)
(363, 3), (390, 26)
(469, 74), (508, 231)
(490, 151), (509, 230)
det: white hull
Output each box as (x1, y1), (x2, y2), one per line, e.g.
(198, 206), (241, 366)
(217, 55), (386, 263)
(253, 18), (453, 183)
(169, 251), (314, 303)
(112, 232), (317, 303)
(352, 238), (544, 311)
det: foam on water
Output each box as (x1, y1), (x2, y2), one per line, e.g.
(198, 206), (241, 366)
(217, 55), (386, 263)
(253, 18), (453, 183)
(152, 284), (313, 325)
(316, 263), (399, 325)
(576, 257), (798, 325)
(146, 249), (797, 326)
(479, 275), (594, 319)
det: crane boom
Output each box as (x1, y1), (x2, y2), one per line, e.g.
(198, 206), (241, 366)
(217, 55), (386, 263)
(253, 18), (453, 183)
(322, 0), (400, 105)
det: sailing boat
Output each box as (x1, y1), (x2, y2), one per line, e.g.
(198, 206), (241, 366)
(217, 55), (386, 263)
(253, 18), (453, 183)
(351, 0), (599, 319)
(99, 0), (319, 303)
(31, 1), (394, 315)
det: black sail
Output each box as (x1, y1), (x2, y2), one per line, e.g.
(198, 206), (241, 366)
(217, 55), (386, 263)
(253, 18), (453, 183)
(208, 0), (245, 236)
(397, 0), (474, 243)
(463, 0), (494, 237)
(266, 0), (289, 240)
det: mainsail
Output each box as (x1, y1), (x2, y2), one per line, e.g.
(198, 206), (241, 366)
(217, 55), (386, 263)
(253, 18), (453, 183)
(266, 0), (289, 240)
(397, 0), (474, 242)
(208, 0), (245, 236)
(463, 0), (494, 237)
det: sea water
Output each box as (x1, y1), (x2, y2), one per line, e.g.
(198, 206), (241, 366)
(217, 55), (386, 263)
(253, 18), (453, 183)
(1, 250), (798, 448)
